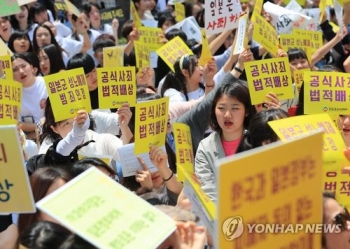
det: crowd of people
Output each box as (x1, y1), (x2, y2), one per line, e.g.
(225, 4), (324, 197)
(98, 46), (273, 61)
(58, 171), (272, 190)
(1, 0), (350, 248)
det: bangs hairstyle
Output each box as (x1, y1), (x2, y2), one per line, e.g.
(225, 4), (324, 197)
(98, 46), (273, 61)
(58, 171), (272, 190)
(67, 53), (95, 74)
(82, 2), (101, 16)
(17, 167), (71, 235)
(287, 48), (309, 62)
(210, 80), (256, 132)
(29, 2), (48, 22)
(11, 52), (35, 65)
(39, 44), (66, 75)
(8, 30), (33, 53)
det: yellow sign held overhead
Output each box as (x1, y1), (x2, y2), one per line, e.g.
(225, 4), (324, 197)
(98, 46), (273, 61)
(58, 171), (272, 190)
(199, 29), (212, 66)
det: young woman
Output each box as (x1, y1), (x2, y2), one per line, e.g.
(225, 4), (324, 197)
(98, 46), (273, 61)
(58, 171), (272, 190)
(12, 52), (48, 134)
(195, 81), (256, 201)
(10, 5), (37, 41)
(339, 115), (350, 148)
(7, 30), (33, 53)
(161, 54), (216, 102)
(37, 44), (66, 75)
(29, 2), (54, 24)
(82, 2), (119, 43)
(17, 167), (71, 235)
(0, 17), (13, 43)
(39, 99), (133, 170)
(32, 24), (68, 65)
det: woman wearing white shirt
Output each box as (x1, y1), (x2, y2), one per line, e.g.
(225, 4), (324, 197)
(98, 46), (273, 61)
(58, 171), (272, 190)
(39, 98), (133, 167)
(11, 52), (48, 134)
(82, 2), (119, 43)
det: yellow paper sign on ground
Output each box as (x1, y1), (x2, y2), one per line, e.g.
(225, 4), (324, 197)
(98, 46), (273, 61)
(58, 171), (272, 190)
(131, 2), (142, 28)
(0, 55), (13, 81)
(64, 0), (80, 16)
(303, 71), (350, 114)
(103, 46), (124, 68)
(175, 2), (185, 22)
(44, 68), (92, 122)
(268, 114), (350, 207)
(138, 27), (164, 51)
(0, 80), (22, 125)
(134, 40), (150, 69)
(96, 67), (136, 109)
(156, 36), (193, 72)
(199, 29), (211, 66)
(0, 125), (35, 214)
(134, 97), (169, 154)
(173, 123), (194, 181)
(293, 68), (310, 93)
(244, 57), (294, 105)
(36, 167), (176, 249)
(252, 13), (279, 57)
(217, 132), (323, 249)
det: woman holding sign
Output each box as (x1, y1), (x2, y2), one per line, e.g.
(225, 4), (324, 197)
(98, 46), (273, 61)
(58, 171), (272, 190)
(195, 81), (256, 201)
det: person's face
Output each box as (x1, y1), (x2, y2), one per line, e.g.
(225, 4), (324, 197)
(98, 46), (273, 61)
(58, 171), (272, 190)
(323, 198), (350, 249)
(15, 6), (28, 23)
(0, 18), (12, 40)
(34, 11), (48, 24)
(339, 115), (350, 140)
(86, 68), (98, 91)
(89, 5), (101, 28)
(185, 59), (203, 84)
(38, 177), (66, 223)
(12, 58), (35, 87)
(51, 117), (75, 138)
(43, 21), (57, 37)
(136, 0), (150, 12)
(162, 20), (173, 32)
(94, 48), (104, 66)
(290, 57), (310, 70)
(149, 0), (156, 10)
(215, 95), (246, 140)
(192, 4), (202, 17)
(151, 171), (163, 189)
(38, 50), (50, 75)
(13, 36), (30, 53)
(35, 27), (51, 48)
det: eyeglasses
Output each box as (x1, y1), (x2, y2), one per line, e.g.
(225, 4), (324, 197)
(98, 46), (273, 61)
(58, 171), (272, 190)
(332, 207), (350, 231)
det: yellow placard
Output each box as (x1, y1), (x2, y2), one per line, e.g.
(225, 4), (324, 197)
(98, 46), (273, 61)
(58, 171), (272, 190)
(199, 29), (212, 66)
(217, 132), (323, 249)
(175, 2), (185, 22)
(0, 80), (22, 125)
(1, 55), (14, 81)
(134, 97), (169, 154)
(44, 68), (92, 122)
(293, 68), (310, 93)
(134, 40), (150, 69)
(156, 36), (193, 72)
(96, 67), (136, 109)
(233, 11), (249, 55)
(0, 39), (13, 56)
(130, 2), (142, 29)
(251, 0), (264, 23)
(0, 125), (35, 214)
(64, 0), (80, 16)
(292, 29), (323, 60)
(36, 167), (176, 249)
(54, 1), (66, 11)
(303, 71), (350, 114)
(319, 0), (326, 22)
(78, 152), (112, 166)
(103, 46), (124, 68)
(178, 165), (216, 220)
(138, 27), (164, 51)
(252, 14), (279, 57)
(244, 57), (294, 105)
(268, 114), (350, 207)
(173, 123), (194, 181)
